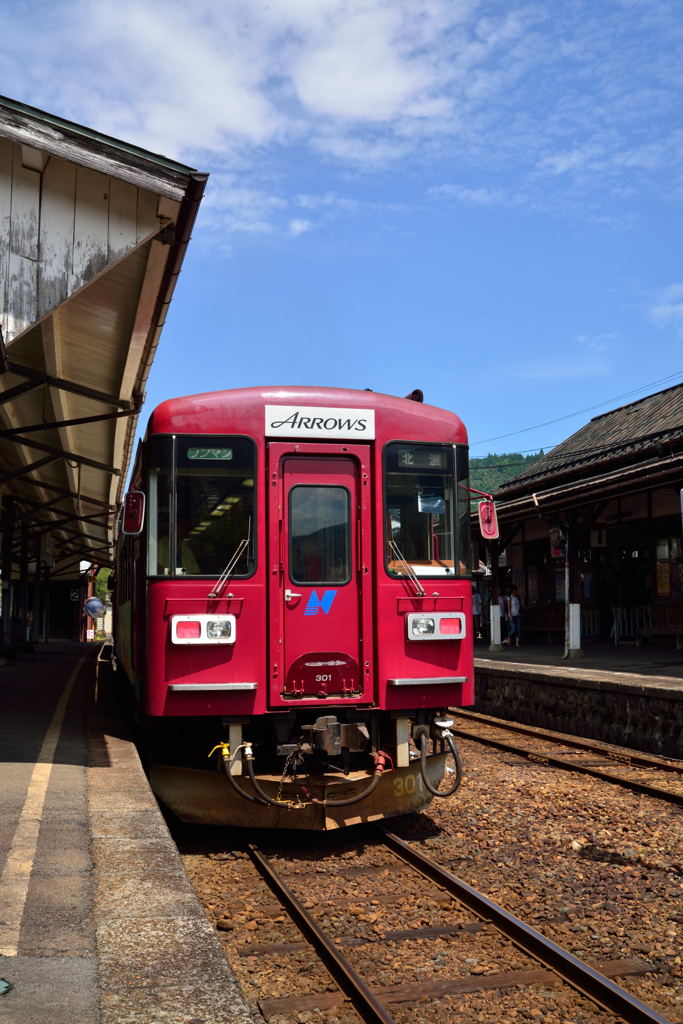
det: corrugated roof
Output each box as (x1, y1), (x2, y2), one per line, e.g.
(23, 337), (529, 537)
(496, 382), (683, 500)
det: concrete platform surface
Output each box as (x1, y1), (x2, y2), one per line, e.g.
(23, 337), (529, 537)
(0, 644), (252, 1024)
(476, 639), (683, 688)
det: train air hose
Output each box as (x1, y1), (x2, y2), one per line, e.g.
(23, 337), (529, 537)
(306, 751), (390, 807)
(419, 731), (462, 797)
(210, 742), (269, 805)
(243, 748), (390, 809)
(212, 743), (392, 809)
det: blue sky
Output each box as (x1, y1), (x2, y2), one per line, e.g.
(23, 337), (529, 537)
(2, 0), (683, 457)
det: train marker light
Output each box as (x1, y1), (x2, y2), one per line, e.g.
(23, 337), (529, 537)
(439, 617), (461, 635)
(171, 614), (236, 645)
(122, 491), (145, 535)
(176, 620), (201, 639)
(412, 617), (435, 635)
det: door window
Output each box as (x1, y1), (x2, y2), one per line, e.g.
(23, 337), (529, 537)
(289, 485), (351, 584)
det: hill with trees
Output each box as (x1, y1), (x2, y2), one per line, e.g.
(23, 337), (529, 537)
(470, 451), (544, 496)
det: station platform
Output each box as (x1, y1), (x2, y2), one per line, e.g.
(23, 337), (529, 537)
(475, 638), (683, 681)
(473, 642), (683, 758)
(0, 644), (252, 1024)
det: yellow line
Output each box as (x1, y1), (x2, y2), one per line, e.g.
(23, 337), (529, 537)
(0, 657), (85, 957)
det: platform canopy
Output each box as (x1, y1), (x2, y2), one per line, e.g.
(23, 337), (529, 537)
(0, 96), (207, 577)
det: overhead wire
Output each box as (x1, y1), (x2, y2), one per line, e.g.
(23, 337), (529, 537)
(470, 369), (683, 447)
(473, 425), (683, 473)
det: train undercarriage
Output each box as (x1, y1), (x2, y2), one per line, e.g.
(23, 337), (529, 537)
(144, 707), (462, 830)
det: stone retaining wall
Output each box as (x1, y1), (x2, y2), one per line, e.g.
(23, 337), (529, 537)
(473, 663), (683, 759)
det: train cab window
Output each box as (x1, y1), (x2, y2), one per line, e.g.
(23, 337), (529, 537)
(147, 435), (255, 577)
(289, 485), (351, 585)
(174, 437), (256, 577)
(384, 442), (468, 578)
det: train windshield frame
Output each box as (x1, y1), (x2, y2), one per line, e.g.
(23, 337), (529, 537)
(384, 441), (470, 578)
(146, 434), (256, 578)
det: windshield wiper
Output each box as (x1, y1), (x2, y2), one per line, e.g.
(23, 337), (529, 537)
(208, 518), (251, 599)
(389, 539), (426, 597)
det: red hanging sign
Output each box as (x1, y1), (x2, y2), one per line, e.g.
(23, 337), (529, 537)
(478, 499), (499, 540)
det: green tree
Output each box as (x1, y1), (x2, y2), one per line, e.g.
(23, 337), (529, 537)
(470, 451), (544, 496)
(94, 568), (112, 602)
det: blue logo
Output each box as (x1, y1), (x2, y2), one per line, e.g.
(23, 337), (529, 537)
(304, 590), (338, 616)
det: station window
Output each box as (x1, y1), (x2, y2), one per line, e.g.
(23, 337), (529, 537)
(289, 485), (350, 585)
(656, 536), (682, 597)
(384, 442), (470, 578)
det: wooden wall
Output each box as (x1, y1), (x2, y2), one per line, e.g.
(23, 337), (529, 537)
(0, 140), (161, 343)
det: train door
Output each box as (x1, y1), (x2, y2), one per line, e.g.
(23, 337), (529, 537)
(268, 443), (373, 708)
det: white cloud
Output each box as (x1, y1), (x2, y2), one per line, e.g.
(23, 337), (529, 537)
(289, 7), (431, 121)
(427, 183), (508, 206)
(2, 0), (682, 238)
(536, 145), (605, 176)
(649, 283), (683, 336)
(513, 360), (611, 382)
(201, 175), (287, 234)
(288, 218), (314, 236)
(576, 333), (619, 354)
(296, 192), (360, 212)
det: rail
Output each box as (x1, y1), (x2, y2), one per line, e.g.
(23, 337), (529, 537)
(240, 826), (674, 1024)
(245, 842), (395, 1024)
(377, 826), (673, 1024)
(450, 710), (683, 806)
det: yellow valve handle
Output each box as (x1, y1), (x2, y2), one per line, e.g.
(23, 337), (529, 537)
(208, 742), (230, 760)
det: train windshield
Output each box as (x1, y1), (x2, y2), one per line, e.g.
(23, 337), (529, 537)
(384, 442), (470, 578)
(147, 435), (256, 577)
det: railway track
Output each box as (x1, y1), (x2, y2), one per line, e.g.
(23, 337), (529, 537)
(449, 709), (683, 806)
(241, 826), (674, 1024)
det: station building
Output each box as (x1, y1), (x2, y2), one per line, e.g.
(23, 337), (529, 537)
(485, 383), (683, 653)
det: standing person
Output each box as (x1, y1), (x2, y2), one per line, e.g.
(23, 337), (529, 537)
(472, 586), (482, 639)
(508, 585), (522, 648)
(498, 587), (510, 646)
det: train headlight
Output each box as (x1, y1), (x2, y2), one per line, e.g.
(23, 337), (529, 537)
(171, 614), (236, 645)
(206, 618), (231, 640)
(406, 612), (466, 640)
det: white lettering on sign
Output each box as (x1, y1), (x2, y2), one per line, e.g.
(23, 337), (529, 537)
(265, 405), (375, 439)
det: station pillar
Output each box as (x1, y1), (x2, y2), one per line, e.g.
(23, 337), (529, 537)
(1, 497), (15, 650)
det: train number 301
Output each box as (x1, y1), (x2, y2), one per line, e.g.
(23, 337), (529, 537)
(393, 774), (425, 796)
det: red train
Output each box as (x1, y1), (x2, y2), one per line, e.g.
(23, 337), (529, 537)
(113, 386), (474, 829)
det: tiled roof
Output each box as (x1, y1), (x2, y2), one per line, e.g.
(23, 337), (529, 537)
(496, 383), (683, 499)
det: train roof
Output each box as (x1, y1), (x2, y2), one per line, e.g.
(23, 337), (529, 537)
(146, 386), (467, 443)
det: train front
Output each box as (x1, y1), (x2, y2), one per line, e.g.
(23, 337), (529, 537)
(122, 387), (474, 829)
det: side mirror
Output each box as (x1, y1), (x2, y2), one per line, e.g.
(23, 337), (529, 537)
(478, 499), (499, 540)
(84, 597), (106, 618)
(122, 491), (145, 535)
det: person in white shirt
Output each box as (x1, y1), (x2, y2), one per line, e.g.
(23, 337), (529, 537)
(508, 586), (522, 647)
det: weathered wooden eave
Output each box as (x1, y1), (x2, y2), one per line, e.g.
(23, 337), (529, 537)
(0, 95), (194, 201)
